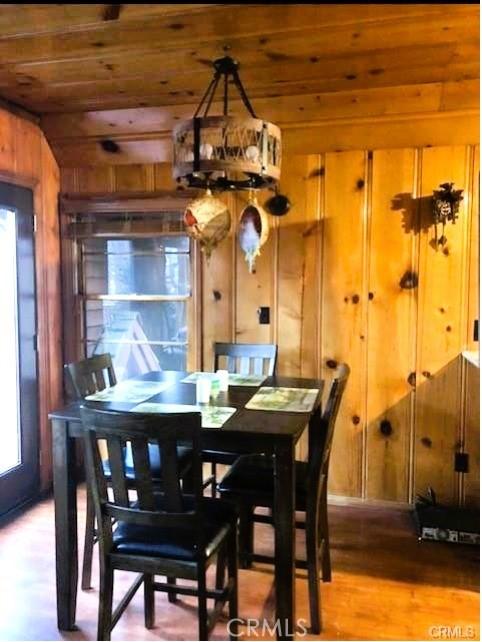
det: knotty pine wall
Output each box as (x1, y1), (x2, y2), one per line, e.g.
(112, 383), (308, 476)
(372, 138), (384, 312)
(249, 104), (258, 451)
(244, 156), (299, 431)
(60, 144), (479, 506)
(0, 106), (62, 490)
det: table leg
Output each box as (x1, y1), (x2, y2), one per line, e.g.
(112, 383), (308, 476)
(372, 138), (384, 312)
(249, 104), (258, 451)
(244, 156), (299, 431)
(273, 439), (296, 641)
(52, 419), (79, 630)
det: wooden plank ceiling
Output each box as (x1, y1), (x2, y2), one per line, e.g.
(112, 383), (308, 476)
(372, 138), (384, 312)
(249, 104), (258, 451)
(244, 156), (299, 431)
(0, 4), (478, 166)
(0, 3), (478, 116)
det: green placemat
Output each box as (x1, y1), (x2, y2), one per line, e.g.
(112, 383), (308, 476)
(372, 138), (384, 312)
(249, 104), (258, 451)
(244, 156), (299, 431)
(85, 379), (172, 403)
(131, 402), (237, 428)
(228, 373), (266, 386)
(182, 371), (265, 387)
(181, 372), (218, 384)
(245, 387), (319, 413)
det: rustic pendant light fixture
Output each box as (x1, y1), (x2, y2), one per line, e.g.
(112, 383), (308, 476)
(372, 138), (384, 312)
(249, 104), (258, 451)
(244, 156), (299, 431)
(172, 56), (282, 191)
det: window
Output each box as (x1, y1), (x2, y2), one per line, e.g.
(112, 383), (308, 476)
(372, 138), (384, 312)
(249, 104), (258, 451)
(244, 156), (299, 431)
(79, 233), (193, 380)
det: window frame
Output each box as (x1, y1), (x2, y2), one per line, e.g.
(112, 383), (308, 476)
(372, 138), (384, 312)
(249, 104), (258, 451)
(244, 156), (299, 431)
(60, 195), (201, 380)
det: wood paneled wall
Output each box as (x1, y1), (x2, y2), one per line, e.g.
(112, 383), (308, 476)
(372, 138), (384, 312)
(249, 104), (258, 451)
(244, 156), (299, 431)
(0, 107), (61, 491)
(60, 144), (479, 505)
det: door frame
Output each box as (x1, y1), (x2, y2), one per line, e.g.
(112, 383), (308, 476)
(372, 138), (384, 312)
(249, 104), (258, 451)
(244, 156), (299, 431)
(0, 181), (39, 516)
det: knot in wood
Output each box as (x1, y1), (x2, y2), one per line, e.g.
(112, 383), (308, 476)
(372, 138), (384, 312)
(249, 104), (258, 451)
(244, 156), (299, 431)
(399, 270), (418, 290)
(100, 139), (120, 153)
(380, 419), (393, 436)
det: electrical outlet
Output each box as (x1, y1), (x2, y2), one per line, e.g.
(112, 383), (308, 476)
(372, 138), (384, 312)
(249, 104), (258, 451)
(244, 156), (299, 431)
(258, 307), (270, 324)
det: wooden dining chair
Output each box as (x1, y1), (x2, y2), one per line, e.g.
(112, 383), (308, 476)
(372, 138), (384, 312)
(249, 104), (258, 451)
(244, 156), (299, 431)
(203, 342), (278, 496)
(64, 353), (193, 590)
(218, 363), (349, 634)
(213, 342), (278, 377)
(65, 353), (117, 400)
(80, 406), (238, 641)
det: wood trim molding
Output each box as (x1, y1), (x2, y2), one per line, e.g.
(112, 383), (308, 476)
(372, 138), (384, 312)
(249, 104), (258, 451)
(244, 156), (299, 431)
(44, 130), (172, 146)
(283, 111), (480, 155)
(49, 110), (480, 167)
(0, 97), (40, 125)
(0, 170), (39, 190)
(60, 190), (196, 214)
(46, 108), (479, 146)
(328, 494), (411, 512)
(281, 108), (480, 131)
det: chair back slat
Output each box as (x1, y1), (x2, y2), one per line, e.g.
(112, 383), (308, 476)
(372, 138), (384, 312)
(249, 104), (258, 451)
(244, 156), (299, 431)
(239, 357), (250, 375)
(158, 436), (183, 512)
(80, 407), (203, 537)
(106, 436), (129, 506)
(307, 363), (350, 508)
(130, 437), (156, 511)
(94, 369), (106, 391)
(214, 343), (277, 376)
(252, 358), (263, 376)
(106, 365), (116, 387)
(65, 353), (117, 400)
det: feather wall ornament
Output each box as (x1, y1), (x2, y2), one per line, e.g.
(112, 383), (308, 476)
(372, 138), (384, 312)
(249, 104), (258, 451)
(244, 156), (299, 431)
(238, 193), (269, 273)
(183, 189), (231, 260)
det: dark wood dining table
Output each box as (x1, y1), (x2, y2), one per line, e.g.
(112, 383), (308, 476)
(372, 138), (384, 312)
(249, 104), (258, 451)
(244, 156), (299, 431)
(49, 369), (324, 641)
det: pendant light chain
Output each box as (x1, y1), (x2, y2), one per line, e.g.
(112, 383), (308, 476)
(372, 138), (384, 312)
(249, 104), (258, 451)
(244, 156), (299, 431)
(231, 67), (257, 118)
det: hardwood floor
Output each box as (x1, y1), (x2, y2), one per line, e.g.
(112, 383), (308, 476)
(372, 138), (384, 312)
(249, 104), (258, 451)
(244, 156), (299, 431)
(0, 488), (478, 641)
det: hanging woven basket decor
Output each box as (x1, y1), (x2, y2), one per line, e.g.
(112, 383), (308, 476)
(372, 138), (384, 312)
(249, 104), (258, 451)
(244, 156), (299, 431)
(184, 189), (231, 259)
(238, 194), (269, 273)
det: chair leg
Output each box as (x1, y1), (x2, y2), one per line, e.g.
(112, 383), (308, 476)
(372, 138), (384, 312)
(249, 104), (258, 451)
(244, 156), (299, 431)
(167, 576), (178, 603)
(238, 504), (254, 569)
(97, 563), (114, 641)
(197, 566), (209, 641)
(211, 462), (217, 497)
(215, 545), (227, 611)
(82, 487), (96, 590)
(319, 496), (332, 582)
(306, 514), (322, 635)
(227, 526), (239, 641)
(144, 574), (155, 629)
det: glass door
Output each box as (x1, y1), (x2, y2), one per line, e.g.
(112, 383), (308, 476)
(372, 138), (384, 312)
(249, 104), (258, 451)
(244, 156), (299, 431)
(0, 182), (38, 515)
